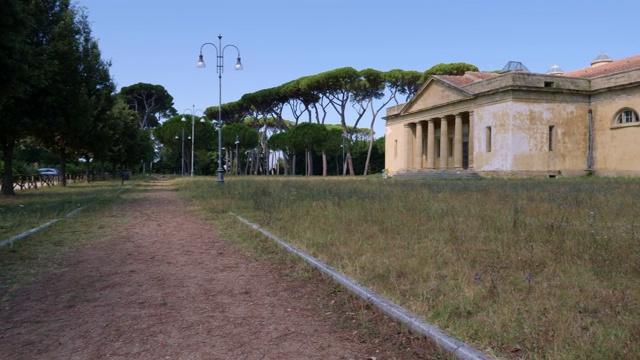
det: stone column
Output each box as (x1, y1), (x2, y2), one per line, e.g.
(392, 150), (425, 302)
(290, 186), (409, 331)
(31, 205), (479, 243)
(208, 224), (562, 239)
(427, 119), (435, 169)
(440, 116), (448, 169)
(454, 113), (463, 169)
(414, 121), (423, 169)
(404, 123), (413, 170)
(468, 111), (475, 170)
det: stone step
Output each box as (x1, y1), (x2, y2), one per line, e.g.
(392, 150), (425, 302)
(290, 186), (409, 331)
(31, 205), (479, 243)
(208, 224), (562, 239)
(392, 169), (481, 180)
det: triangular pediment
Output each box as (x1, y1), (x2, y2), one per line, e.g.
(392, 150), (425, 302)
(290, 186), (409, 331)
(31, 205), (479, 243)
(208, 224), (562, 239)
(402, 78), (471, 114)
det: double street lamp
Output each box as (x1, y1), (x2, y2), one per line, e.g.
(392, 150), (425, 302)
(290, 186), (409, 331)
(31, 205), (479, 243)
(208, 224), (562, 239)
(234, 134), (240, 175)
(197, 34), (243, 183)
(181, 105), (205, 177)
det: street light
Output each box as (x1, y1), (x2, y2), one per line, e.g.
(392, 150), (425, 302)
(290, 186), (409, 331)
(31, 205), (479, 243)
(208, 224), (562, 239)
(175, 131), (185, 175)
(234, 134), (240, 175)
(181, 105), (205, 177)
(197, 34), (243, 183)
(341, 134), (345, 176)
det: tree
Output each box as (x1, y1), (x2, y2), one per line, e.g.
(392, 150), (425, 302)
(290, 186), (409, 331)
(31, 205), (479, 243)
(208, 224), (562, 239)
(385, 69), (425, 104)
(119, 83), (176, 129)
(288, 122), (328, 176)
(351, 68), (390, 176)
(21, 1), (114, 187)
(421, 62), (479, 83)
(267, 131), (292, 175)
(301, 68), (364, 176)
(0, 0), (70, 194)
(221, 123), (259, 175)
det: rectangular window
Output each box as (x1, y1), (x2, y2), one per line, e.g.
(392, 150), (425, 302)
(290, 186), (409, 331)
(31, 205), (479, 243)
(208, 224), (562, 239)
(436, 140), (441, 157)
(394, 140), (397, 159)
(544, 81), (555, 88)
(548, 125), (555, 151)
(486, 126), (492, 152)
(449, 139), (453, 157)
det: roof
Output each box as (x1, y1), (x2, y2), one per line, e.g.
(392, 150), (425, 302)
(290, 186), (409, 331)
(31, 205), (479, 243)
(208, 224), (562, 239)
(437, 71), (499, 87)
(562, 54), (640, 78)
(426, 53), (640, 92)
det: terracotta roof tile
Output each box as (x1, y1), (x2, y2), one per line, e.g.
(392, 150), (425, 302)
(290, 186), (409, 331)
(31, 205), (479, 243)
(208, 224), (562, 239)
(437, 72), (499, 87)
(562, 54), (640, 78)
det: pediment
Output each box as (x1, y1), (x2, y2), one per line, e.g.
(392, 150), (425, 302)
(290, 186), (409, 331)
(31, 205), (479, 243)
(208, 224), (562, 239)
(402, 78), (471, 114)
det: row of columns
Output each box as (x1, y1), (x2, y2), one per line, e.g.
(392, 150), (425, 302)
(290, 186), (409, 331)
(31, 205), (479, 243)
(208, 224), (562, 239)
(404, 111), (474, 170)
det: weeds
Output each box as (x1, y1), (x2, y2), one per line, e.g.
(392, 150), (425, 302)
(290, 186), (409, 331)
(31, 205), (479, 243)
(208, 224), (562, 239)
(176, 176), (640, 359)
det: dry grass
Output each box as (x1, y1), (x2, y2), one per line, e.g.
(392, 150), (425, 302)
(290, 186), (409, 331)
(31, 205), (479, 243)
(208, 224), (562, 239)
(176, 176), (640, 360)
(0, 181), (125, 240)
(0, 180), (131, 301)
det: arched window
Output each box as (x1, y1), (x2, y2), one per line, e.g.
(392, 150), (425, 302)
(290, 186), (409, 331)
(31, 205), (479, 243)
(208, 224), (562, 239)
(614, 108), (640, 125)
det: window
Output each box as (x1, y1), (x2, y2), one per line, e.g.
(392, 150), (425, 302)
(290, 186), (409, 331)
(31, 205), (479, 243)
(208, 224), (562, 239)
(615, 109), (640, 124)
(486, 126), (492, 152)
(548, 125), (555, 151)
(544, 81), (555, 88)
(394, 140), (397, 159)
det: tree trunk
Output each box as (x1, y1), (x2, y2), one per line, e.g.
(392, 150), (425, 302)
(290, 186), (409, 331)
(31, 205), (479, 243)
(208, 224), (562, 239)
(84, 155), (91, 183)
(363, 128), (375, 176)
(306, 149), (314, 176)
(60, 147), (67, 187)
(282, 152), (288, 175)
(292, 154), (297, 176)
(244, 150), (251, 175)
(322, 150), (327, 176)
(346, 150), (355, 176)
(1, 138), (16, 195)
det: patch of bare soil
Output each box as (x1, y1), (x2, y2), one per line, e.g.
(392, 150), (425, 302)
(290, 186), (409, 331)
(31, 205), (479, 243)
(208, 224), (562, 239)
(0, 180), (438, 359)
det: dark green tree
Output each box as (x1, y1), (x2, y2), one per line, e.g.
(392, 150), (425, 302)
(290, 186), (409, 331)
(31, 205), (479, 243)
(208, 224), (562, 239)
(288, 122), (329, 176)
(119, 83), (176, 129)
(0, 0), (71, 194)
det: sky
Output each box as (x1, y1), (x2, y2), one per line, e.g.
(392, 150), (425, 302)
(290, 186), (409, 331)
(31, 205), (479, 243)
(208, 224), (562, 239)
(78, 0), (640, 137)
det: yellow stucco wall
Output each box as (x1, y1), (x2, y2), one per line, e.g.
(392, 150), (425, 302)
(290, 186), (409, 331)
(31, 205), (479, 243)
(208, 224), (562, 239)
(384, 121), (407, 175)
(473, 101), (589, 176)
(591, 86), (640, 174)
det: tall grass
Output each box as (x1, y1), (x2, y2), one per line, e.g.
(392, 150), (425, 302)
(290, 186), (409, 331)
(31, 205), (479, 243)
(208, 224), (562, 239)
(176, 176), (640, 359)
(0, 182), (126, 240)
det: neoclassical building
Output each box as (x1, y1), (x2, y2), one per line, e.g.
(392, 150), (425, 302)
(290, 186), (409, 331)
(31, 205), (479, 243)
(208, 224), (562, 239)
(384, 53), (640, 178)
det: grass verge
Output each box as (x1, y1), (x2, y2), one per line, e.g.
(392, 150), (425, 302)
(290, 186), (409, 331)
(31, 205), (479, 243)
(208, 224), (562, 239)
(175, 176), (640, 360)
(0, 180), (134, 302)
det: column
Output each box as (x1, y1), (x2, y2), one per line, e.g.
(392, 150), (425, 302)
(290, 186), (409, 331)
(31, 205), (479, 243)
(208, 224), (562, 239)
(454, 113), (463, 169)
(440, 116), (448, 169)
(414, 121), (423, 169)
(404, 123), (413, 170)
(427, 119), (435, 169)
(468, 111), (474, 170)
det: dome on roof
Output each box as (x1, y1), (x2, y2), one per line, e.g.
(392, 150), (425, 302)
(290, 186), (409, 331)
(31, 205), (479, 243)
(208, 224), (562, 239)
(546, 64), (564, 75)
(591, 52), (613, 67)
(501, 61), (530, 73)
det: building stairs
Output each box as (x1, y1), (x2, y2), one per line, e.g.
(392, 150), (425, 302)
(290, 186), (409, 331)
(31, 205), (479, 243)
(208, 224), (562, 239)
(392, 169), (481, 180)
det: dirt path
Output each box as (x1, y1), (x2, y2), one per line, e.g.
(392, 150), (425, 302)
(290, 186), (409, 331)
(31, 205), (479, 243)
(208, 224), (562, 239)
(0, 180), (431, 359)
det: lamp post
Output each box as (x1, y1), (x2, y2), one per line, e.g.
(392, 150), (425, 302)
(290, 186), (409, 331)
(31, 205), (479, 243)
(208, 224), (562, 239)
(175, 129), (185, 175)
(341, 134), (345, 176)
(234, 134), (240, 175)
(197, 34), (243, 183)
(181, 105), (205, 177)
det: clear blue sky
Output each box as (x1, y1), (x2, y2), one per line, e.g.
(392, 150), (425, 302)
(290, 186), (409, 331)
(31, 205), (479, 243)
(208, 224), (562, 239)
(79, 0), (640, 137)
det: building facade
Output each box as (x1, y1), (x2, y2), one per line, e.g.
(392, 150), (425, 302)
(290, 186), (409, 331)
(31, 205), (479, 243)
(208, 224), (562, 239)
(384, 53), (640, 178)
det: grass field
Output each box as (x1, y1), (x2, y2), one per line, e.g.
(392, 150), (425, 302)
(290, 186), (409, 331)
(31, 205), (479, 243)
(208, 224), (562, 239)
(2, 175), (639, 359)
(175, 176), (640, 360)
(0, 182), (125, 240)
